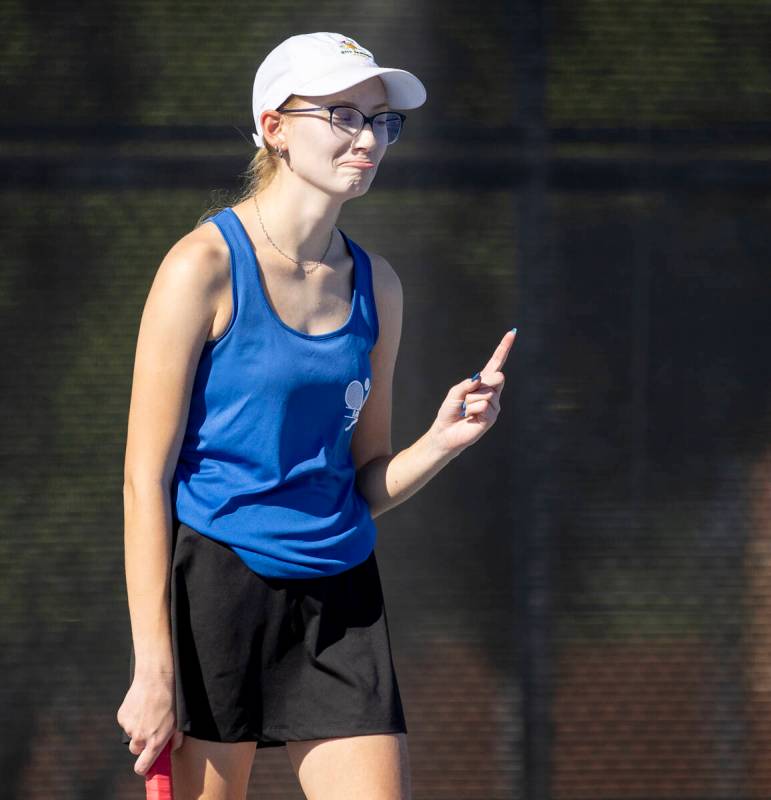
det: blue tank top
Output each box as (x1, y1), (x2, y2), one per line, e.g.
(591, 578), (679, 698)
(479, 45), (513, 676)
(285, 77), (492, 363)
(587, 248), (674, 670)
(171, 206), (379, 578)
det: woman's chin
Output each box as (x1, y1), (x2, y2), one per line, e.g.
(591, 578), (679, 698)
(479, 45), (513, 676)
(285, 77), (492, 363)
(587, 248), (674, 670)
(337, 176), (375, 196)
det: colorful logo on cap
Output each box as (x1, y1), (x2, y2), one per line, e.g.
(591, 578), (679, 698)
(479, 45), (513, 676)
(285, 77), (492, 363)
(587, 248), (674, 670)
(338, 37), (373, 60)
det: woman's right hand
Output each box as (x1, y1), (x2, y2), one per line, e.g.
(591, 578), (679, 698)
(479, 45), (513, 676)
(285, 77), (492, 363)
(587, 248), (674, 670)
(116, 670), (185, 776)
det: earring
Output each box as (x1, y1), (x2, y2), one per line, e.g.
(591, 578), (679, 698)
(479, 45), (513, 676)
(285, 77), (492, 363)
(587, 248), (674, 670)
(275, 145), (284, 159)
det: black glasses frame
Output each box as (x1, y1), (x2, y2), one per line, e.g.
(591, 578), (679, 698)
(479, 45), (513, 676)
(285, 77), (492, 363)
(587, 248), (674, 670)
(275, 104), (407, 144)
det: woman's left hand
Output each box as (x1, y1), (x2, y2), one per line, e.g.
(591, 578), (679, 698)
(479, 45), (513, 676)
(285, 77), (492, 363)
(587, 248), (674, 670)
(429, 329), (517, 458)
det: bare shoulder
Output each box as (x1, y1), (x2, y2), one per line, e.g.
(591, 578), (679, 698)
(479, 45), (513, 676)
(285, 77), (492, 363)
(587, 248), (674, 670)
(368, 251), (403, 329)
(365, 251), (403, 364)
(149, 218), (232, 340)
(160, 218), (230, 292)
(369, 251), (402, 293)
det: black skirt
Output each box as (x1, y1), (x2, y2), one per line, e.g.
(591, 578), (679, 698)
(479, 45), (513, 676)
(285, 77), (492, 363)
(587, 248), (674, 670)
(120, 518), (407, 748)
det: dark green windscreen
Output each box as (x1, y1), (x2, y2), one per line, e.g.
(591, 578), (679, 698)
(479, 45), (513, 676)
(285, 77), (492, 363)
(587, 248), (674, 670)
(1, 2), (769, 798)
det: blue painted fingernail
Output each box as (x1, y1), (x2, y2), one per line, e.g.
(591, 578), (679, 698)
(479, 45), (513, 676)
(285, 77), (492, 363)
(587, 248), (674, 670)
(511, 327), (517, 335)
(469, 371), (480, 381)
(461, 401), (466, 417)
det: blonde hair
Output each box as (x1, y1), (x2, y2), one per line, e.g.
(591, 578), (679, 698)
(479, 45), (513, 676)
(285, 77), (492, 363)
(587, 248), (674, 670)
(194, 95), (304, 229)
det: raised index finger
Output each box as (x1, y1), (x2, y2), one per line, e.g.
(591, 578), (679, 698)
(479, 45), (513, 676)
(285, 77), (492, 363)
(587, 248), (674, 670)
(482, 328), (517, 375)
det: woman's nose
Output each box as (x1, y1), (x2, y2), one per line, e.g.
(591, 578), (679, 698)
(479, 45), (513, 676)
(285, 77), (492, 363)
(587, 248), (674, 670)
(351, 122), (378, 148)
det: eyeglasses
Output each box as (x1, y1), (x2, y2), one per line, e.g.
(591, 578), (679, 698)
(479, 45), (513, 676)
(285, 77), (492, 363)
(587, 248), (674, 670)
(275, 104), (407, 145)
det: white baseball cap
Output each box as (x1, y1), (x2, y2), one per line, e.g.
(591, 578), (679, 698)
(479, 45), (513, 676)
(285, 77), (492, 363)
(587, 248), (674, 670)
(251, 32), (427, 148)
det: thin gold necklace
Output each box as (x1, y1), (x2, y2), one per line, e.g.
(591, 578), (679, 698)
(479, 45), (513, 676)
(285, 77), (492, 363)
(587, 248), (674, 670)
(253, 196), (334, 276)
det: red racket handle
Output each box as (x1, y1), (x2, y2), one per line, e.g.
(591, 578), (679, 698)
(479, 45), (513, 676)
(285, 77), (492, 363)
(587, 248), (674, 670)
(145, 738), (174, 800)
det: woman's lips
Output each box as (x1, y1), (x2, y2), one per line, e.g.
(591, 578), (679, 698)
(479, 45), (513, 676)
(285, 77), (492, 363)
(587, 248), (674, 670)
(342, 162), (375, 169)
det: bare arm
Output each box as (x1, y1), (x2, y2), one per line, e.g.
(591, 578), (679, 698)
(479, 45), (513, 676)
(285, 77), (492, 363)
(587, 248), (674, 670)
(352, 254), (515, 519)
(358, 433), (458, 520)
(352, 254), (455, 518)
(122, 227), (227, 674)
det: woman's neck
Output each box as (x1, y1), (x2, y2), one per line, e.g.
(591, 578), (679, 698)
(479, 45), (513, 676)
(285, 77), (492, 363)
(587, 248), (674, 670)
(249, 181), (343, 265)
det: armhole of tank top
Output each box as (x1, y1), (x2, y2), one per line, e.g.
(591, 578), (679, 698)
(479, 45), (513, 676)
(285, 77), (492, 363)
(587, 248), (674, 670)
(356, 240), (380, 350)
(200, 217), (238, 349)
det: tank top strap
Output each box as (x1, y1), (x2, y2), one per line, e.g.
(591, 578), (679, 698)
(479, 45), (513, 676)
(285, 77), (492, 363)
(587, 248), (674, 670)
(201, 207), (264, 330)
(338, 229), (380, 348)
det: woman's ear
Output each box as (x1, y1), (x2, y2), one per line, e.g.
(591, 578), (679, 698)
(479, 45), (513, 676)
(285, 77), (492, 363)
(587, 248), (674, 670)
(260, 110), (283, 149)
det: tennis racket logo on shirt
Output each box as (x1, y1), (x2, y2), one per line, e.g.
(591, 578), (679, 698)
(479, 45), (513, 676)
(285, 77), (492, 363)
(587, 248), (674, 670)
(343, 378), (371, 431)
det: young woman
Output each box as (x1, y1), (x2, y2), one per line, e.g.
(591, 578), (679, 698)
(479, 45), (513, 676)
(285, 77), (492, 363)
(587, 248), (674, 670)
(116, 31), (516, 800)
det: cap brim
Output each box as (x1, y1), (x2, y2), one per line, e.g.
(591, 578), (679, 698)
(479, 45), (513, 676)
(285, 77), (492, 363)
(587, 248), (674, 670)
(293, 66), (427, 110)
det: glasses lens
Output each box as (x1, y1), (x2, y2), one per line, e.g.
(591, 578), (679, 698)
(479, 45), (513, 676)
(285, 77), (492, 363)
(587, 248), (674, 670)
(331, 107), (365, 137)
(375, 112), (404, 144)
(330, 108), (403, 145)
